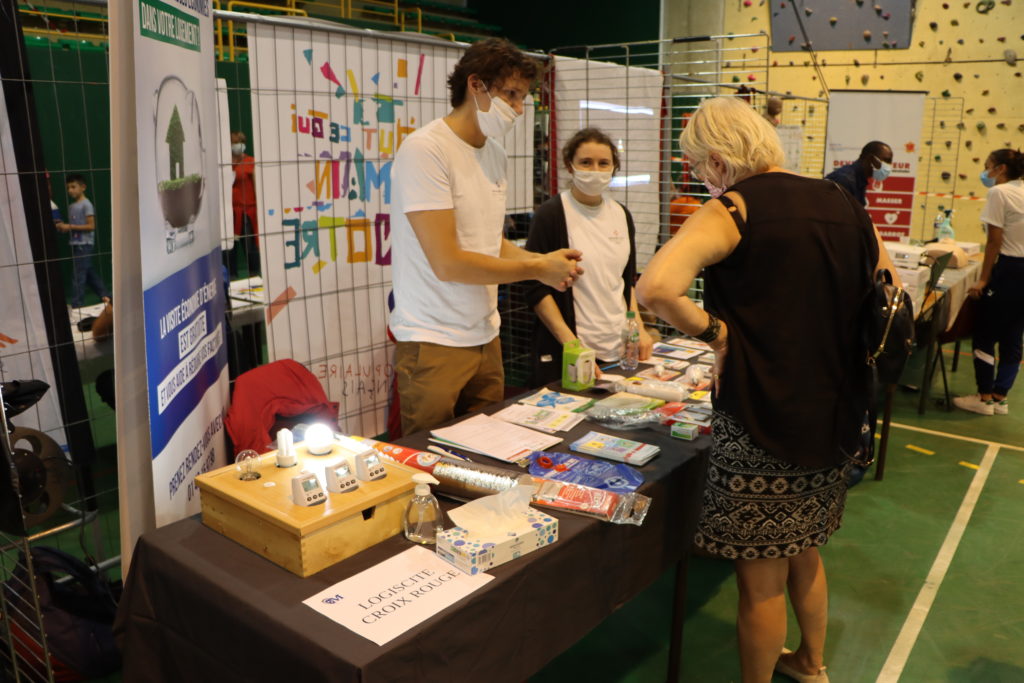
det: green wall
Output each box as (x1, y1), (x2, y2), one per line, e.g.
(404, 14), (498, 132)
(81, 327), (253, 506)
(25, 39), (112, 305)
(468, 0), (660, 53)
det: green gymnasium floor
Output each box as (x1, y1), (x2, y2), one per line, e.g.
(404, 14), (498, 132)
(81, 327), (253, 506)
(18, 347), (1024, 682)
(532, 348), (1024, 682)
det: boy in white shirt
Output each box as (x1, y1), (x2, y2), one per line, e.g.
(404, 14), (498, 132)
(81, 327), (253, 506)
(391, 38), (583, 434)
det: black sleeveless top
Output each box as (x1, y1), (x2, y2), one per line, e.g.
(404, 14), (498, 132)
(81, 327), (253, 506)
(703, 173), (878, 468)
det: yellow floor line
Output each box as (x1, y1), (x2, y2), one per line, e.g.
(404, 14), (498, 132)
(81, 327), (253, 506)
(905, 444), (935, 455)
(958, 461), (980, 470)
(877, 444), (1000, 682)
(887, 421), (1024, 452)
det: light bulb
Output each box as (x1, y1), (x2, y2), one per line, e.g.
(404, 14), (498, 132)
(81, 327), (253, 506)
(235, 450), (261, 481)
(305, 423), (335, 456)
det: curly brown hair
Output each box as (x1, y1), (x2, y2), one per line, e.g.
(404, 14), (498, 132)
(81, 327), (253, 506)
(447, 38), (539, 108)
(562, 127), (620, 173)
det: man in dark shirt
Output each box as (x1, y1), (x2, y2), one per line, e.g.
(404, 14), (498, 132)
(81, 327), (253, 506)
(825, 140), (893, 206)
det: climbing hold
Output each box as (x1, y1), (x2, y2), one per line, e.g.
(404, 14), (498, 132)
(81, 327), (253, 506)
(1019, 124), (1024, 132)
(929, 21), (938, 30)
(982, 89), (990, 95)
(941, 89), (951, 97)
(883, 12), (891, 19)
(883, 30), (890, 37)
(861, 74), (870, 85)
(941, 172), (951, 181)
(788, 35), (796, 43)
(945, 140), (952, 148)
(805, 6), (813, 15)
(996, 123), (1006, 129)
(957, 39), (964, 45)
(744, 0), (752, 6)
(914, 71), (924, 81)
(953, 72), (963, 81)
(956, 122), (965, 129)
(973, 157), (980, 162)
(966, 139), (974, 148)
(748, 73), (757, 81)
(942, 1), (948, 7)
(845, 75), (851, 85)
(997, 37), (1006, 42)
(1006, 50), (1018, 66)
(976, 122), (986, 131)
(919, 41), (926, 47)
(935, 155), (942, 161)
(863, 30), (872, 41)
(988, 106), (997, 113)
(966, 108), (974, 114)
(959, 173), (967, 179)
(874, 4), (882, 12)
(830, 16), (838, 25)
(951, 19), (959, 26)
(854, 59), (861, 67)
(732, 75), (740, 82)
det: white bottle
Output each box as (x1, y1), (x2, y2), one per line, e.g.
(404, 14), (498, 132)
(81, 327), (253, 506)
(403, 473), (443, 545)
(620, 311), (640, 373)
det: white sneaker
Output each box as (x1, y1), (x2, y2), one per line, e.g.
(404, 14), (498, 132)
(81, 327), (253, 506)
(953, 394), (995, 416)
(993, 400), (1008, 415)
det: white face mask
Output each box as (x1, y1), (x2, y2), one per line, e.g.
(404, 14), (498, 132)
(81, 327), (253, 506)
(475, 86), (520, 139)
(231, 142), (246, 156)
(571, 166), (613, 196)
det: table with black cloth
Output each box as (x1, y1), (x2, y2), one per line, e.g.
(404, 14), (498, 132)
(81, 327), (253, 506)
(114, 388), (711, 683)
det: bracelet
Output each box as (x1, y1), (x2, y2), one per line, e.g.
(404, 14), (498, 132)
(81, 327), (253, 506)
(695, 312), (721, 343)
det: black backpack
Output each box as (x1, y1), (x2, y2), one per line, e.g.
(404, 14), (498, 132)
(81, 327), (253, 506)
(3, 546), (121, 681)
(865, 268), (915, 385)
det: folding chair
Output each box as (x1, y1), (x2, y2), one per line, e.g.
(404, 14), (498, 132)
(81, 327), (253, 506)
(916, 252), (953, 414)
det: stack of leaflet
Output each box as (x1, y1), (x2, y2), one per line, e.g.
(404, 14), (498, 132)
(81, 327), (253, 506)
(430, 414), (562, 464)
(490, 403), (585, 433)
(570, 431), (660, 466)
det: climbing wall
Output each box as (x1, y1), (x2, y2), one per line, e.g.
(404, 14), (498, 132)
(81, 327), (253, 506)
(725, 0), (1023, 243)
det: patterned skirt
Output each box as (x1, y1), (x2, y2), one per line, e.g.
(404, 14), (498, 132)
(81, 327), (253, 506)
(693, 412), (850, 560)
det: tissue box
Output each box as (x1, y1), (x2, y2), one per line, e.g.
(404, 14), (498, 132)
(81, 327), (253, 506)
(436, 509), (558, 575)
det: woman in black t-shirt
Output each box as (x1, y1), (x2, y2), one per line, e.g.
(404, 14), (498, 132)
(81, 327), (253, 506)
(638, 96), (897, 683)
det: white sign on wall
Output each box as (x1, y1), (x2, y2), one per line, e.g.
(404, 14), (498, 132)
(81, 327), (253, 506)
(248, 26), (534, 438)
(825, 91), (926, 241)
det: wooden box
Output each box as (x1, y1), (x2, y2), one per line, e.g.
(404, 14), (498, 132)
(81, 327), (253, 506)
(196, 446), (416, 577)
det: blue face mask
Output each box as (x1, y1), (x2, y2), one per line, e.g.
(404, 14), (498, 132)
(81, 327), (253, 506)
(980, 169), (997, 188)
(872, 156), (892, 182)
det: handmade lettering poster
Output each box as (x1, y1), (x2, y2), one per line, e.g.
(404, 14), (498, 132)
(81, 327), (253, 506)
(248, 25), (534, 437)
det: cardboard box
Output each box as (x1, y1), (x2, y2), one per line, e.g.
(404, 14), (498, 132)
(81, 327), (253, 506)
(562, 339), (596, 391)
(436, 509), (558, 575)
(197, 447), (417, 577)
(670, 422), (699, 440)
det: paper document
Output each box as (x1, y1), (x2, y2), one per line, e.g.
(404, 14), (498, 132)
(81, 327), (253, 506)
(652, 343), (703, 360)
(490, 403), (585, 433)
(518, 389), (595, 413)
(431, 413), (562, 463)
(304, 546), (493, 646)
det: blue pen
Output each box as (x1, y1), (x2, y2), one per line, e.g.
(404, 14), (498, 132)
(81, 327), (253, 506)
(427, 445), (471, 461)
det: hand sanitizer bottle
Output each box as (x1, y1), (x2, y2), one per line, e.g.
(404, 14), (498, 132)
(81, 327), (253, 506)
(403, 473), (443, 545)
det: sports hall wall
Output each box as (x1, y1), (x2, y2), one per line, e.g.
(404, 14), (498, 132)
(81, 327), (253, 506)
(720, 0), (1023, 244)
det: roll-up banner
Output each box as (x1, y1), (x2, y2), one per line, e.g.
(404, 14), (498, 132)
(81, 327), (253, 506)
(131, 0), (228, 526)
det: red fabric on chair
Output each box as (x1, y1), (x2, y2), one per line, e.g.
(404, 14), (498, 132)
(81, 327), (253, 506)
(224, 359), (339, 454)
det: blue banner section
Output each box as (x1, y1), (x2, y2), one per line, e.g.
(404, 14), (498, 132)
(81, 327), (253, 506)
(144, 249), (227, 457)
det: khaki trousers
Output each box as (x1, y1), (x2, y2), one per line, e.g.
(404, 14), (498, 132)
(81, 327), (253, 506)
(394, 337), (504, 435)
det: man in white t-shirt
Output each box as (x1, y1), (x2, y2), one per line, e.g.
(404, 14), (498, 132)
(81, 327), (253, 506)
(391, 38), (583, 434)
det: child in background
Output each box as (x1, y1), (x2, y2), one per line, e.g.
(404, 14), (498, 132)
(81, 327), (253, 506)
(56, 173), (109, 310)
